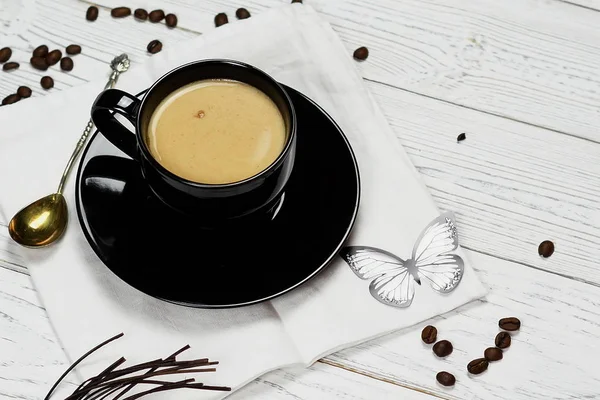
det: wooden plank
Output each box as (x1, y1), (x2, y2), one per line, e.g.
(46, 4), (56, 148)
(4, 0), (600, 141)
(236, 362), (433, 400)
(0, 0), (197, 97)
(80, 0), (600, 142)
(325, 250), (600, 400)
(560, 0), (600, 11)
(0, 266), (429, 400)
(0, 223), (26, 273)
(310, 0), (600, 142)
(0, 265), (77, 399)
(366, 80), (600, 285)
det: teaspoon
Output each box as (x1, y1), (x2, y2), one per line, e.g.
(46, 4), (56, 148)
(8, 53), (131, 247)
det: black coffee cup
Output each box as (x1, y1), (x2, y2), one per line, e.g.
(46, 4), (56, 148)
(91, 59), (297, 225)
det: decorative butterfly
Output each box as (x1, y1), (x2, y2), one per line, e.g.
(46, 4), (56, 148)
(340, 212), (464, 308)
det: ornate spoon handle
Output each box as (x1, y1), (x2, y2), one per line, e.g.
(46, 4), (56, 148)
(57, 54), (130, 194)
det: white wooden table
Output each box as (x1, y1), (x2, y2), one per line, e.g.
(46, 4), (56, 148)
(2, 0), (600, 398)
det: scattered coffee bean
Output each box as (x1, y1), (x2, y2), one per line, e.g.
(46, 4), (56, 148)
(421, 325), (437, 344)
(30, 56), (48, 71)
(353, 46), (369, 61)
(0, 47), (12, 63)
(2, 93), (20, 105)
(495, 331), (511, 349)
(60, 57), (74, 71)
(292, 0), (303, 3)
(46, 49), (62, 66)
(467, 358), (489, 375)
(111, 7), (131, 18)
(17, 86), (32, 98)
(538, 240), (554, 258)
(2, 62), (19, 71)
(432, 340), (453, 358)
(41, 76), (54, 90)
(499, 317), (521, 332)
(86, 6), (99, 21)
(65, 44), (81, 55)
(484, 347), (503, 362)
(457, 132), (466, 142)
(134, 8), (148, 21)
(215, 12), (228, 27)
(149, 9), (165, 23)
(33, 45), (49, 58)
(147, 40), (162, 54)
(165, 13), (177, 27)
(436, 371), (456, 387)
(236, 8), (251, 19)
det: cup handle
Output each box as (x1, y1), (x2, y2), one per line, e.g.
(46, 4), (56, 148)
(91, 89), (141, 160)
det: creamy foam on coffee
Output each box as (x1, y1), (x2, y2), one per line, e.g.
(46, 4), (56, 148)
(147, 79), (286, 184)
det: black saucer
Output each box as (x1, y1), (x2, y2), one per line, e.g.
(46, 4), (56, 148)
(76, 85), (360, 308)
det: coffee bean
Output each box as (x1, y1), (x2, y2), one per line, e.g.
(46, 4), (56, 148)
(292, 0), (303, 3)
(17, 86), (32, 98)
(421, 325), (437, 344)
(495, 331), (511, 349)
(148, 9), (165, 23)
(33, 45), (48, 58)
(2, 93), (20, 105)
(165, 13), (177, 27)
(432, 340), (453, 358)
(499, 317), (521, 332)
(236, 8), (251, 19)
(484, 347), (503, 362)
(86, 6), (99, 21)
(134, 8), (148, 21)
(30, 56), (48, 71)
(2, 62), (19, 71)
(111, 7), (131, 18)
(467, 358), (489, 375)
(60, 57), (73, 71)
(353, 46), (369, 61)
(0, 47), (12, 63)
(46, 49), (62, 66)
(147, 40), (162, 54)
(215, 12), (228, 27)
(436, 371), (455, 387)
(538, 240), (554, 258)
(40, 76), (54, 90)
(65, 44), (81, 55)
(457, 132), (466, 142)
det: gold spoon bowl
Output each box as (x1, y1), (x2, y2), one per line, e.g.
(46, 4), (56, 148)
(8, 194), (67, 247)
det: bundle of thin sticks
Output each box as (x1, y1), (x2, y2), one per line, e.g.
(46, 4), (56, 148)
(44, 333), (231, 400)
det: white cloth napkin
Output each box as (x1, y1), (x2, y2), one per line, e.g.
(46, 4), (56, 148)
(0, 5), (486, 398)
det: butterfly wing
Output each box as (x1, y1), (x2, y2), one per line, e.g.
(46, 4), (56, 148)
(369, 268), (416, 308)
(411, 212), (464, 293)
(340, 246), (415, 308)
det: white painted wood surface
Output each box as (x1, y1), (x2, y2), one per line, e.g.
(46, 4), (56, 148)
(564, 0), (600, 11)
(369, 81), (600, 285)
(3, 0), (600, 141)
(1, 0), (600, 399)
(85, 0), (600, 142)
